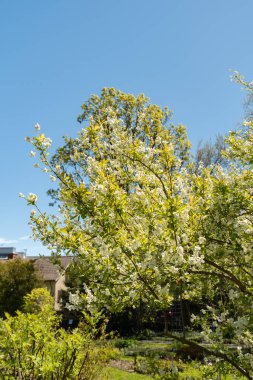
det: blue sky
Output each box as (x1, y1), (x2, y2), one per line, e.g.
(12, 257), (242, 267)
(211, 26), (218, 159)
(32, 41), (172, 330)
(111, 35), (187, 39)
(0, 0), (252, 256)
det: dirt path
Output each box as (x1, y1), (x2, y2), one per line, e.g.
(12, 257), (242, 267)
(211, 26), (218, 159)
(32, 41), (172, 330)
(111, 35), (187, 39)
(109, 359), (134, 372)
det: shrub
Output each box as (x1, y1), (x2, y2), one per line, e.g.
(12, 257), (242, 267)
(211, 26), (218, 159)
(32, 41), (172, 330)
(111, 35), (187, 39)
(0, 289), (107, 379)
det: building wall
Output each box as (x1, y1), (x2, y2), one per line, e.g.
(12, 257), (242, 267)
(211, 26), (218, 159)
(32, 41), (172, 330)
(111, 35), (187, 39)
(54, 275), (68, 311)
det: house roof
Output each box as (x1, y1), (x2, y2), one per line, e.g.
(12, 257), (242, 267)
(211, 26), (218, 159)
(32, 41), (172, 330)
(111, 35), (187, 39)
(32, 256), (73, 281)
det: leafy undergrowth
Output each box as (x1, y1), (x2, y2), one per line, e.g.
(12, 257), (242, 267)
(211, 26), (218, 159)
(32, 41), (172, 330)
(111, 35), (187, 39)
(106, 363), (243, 380)
(109, 338), (246, 379)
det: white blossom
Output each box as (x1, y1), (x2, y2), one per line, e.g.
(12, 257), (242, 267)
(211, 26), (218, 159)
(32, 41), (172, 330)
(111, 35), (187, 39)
(198, 236), (206, 245)
(42, 137), (52, 149)
(27, 193), (38, 204)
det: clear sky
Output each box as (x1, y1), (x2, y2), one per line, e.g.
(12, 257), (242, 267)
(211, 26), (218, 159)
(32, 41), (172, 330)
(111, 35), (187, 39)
(0, 0), (252, 256)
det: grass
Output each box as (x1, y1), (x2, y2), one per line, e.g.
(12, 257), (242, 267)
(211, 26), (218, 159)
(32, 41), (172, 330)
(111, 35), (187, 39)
(105, 367), (151, 379)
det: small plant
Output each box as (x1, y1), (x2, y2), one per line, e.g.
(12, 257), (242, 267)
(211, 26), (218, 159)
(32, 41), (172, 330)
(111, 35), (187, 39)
(134, 355), (182, 379)
(136, 329), (156, 340)
(115, 338), (137, 349)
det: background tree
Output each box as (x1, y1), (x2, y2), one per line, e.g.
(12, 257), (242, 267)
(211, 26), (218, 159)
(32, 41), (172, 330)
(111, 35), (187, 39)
(0, 258), (43, 316)
(26, 81), (253, 379)
(233, 71), (253, 119)
(194, 133), (227, 170)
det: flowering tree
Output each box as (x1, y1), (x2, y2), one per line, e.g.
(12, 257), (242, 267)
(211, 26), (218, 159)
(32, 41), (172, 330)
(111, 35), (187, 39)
(24, 82), (253, 379)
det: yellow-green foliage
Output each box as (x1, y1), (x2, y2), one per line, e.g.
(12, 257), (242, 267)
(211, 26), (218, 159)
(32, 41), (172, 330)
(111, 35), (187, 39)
(0, 289), (107, 380)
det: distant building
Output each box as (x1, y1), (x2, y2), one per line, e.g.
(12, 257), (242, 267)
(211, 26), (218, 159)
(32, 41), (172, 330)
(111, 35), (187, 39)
(31, 256), (73, 311)
(0, 247), (26, 260)
(0, 247), (73, 312)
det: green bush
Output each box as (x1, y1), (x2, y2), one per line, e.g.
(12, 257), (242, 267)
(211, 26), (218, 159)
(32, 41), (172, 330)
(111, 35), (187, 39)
(0, 288), (107, 379)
